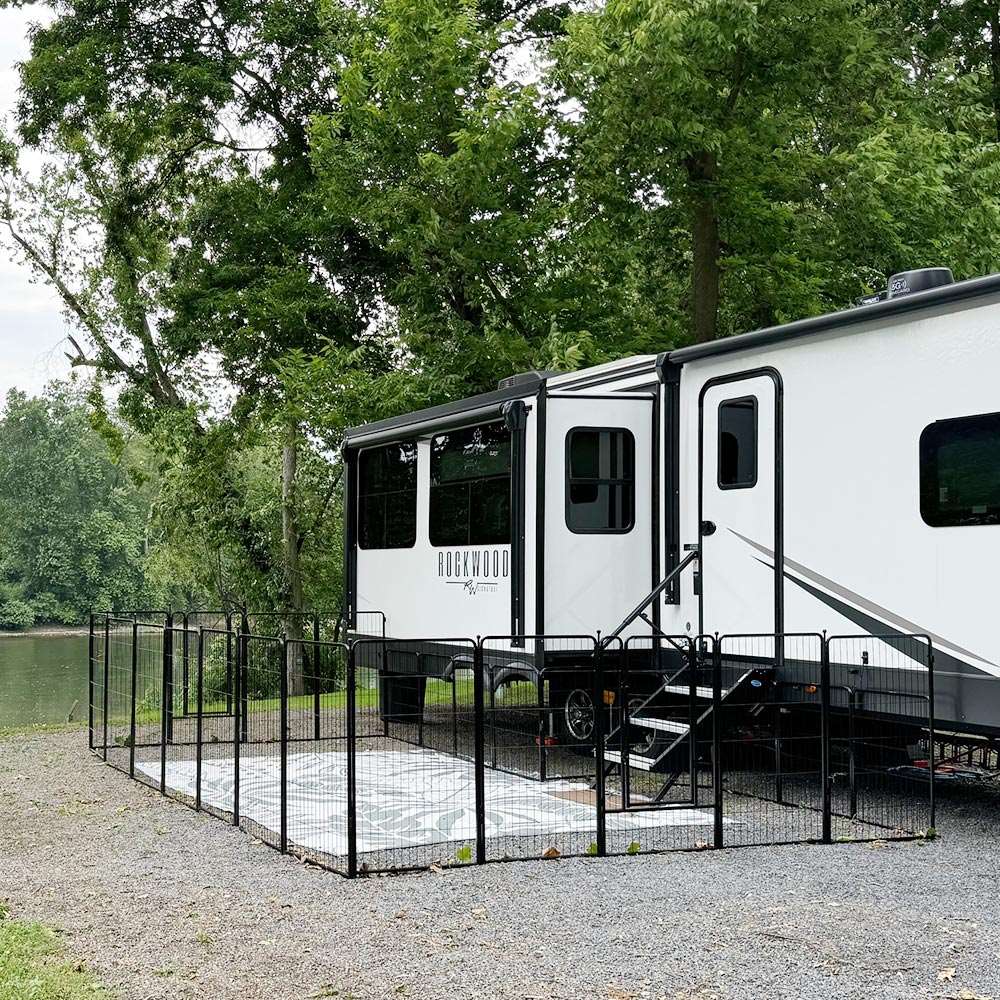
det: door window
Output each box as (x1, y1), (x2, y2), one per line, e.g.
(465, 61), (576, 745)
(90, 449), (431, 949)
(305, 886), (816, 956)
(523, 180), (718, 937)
(718, 397), (757, 489)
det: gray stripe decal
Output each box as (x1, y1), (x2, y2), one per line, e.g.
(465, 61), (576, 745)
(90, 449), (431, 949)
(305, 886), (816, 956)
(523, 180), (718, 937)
(731, 527), (997, 668)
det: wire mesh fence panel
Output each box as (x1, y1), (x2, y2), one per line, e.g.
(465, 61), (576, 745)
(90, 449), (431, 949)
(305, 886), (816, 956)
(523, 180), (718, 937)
(348, 611), (387, 641)
(277, 640), (353, 872)
(827, 635), (934, 839)
(479, 635), (601, 863)
(159, 626), (201, 806)
(87, 612), (944, 877)
(236, 634), (285, 851)
(89, 616), (107, 754)
(350, 637), (480, 875)
(716, 634), (825, 847)
(105, 618), (138, 775)
(190, 627), (240, 825)
(130, 623), (167, 792)
(606, 636), (719, 857)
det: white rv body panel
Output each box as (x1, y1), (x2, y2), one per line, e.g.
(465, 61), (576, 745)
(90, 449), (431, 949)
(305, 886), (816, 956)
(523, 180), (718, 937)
(345, 273), (1000, 732)
(661, 291), (1000, 728)
(543, 393), (654, 637)
(355, 436), (513, 640)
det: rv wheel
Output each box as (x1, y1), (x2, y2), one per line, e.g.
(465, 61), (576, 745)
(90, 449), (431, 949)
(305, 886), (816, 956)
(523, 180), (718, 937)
(562, 688), (596, 746)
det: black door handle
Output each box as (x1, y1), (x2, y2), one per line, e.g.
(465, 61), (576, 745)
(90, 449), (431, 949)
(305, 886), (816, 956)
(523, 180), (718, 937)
(700, 520), (717, 536)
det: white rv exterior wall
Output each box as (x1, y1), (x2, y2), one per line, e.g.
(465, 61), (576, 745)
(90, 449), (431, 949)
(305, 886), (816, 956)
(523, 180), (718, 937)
(355, 398), (539, 643)
(661, 292), (1000, 696)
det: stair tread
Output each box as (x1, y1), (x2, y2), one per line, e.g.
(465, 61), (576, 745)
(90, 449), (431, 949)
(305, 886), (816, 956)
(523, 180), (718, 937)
(603, 749), (654, 771)
(627, 716), (690, 734)
(660, 684), (718, 699)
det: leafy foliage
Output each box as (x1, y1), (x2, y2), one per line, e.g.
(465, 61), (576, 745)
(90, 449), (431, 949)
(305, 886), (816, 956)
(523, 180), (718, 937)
(0, 386), (152, 626)
(0, 0), (996, 619)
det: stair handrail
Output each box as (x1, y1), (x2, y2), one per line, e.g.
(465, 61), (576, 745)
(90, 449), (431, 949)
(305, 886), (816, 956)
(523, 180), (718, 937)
(601, 547), (699, 647)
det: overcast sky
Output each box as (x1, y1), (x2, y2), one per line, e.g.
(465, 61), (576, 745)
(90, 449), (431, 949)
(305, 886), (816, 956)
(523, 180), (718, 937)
(0, 5), (72, 402)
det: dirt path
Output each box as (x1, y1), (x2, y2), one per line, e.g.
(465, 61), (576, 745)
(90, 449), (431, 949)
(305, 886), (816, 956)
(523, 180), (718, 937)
(2, 729), (999, 1000)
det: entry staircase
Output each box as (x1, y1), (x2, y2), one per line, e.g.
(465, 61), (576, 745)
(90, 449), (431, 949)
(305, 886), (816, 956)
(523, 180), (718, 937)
(595, 548), (774, 802)
(603, 659), (772, 773)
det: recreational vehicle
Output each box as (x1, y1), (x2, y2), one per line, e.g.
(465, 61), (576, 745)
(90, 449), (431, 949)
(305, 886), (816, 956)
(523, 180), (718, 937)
(342, 268), (1000, 765)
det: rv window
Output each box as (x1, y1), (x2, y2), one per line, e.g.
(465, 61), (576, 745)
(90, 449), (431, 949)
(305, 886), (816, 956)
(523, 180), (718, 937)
(565, 428), (635, 533)
(430, 422), (511, 546)
(358, 441), (418, 549)
(920, 412), (1000, 527)
(718, 397), (757, 489)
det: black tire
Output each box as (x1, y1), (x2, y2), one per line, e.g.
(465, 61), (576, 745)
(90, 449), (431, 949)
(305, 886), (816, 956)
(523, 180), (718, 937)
(559, 686), (596, 751)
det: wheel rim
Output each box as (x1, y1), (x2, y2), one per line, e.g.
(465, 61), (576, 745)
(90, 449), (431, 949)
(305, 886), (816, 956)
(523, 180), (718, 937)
(564, 688), (595, 742)
(627, 697), (656, 756)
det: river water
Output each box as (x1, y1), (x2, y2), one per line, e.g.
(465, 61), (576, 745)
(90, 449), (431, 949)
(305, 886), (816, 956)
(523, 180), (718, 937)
(0, 633), (89, 728)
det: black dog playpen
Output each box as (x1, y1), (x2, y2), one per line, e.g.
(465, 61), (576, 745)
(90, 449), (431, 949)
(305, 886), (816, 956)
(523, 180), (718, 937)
(87, 612), (936, 876)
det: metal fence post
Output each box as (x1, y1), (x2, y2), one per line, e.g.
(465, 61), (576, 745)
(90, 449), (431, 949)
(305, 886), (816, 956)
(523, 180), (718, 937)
(129, 619), (138, 778)
(225, 612), (234, 715)
(593, 639), (607, 857)
(712, 636), (724, 849)
(195, 627), (204, 812)
(620, 638), (632, 809)
(312, 614), (322, 742)
(102, 616), (110, 761)
(927, 642), (936, 832)
(87, 613), (95, 751)
(233, 625), (242, 826)
(280, 635), (289, 854)
(688, 638), (698, 807)
(820, 633), (832, 844)
(473, 639), (487, 865)
(161, 615), (172, 794)
(182, 612), (190, 717)
(240, 612), (250, 743)
(346, 642), (358, 878)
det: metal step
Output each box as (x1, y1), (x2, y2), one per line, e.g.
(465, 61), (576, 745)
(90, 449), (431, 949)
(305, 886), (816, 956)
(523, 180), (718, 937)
(660, 684), (716, 699)
(603, 748), (655, 771)
(628, 716), (690, 734)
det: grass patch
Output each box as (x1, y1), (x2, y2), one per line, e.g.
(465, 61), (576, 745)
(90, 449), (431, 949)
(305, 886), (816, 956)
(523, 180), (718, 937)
(0, 907), (112, 999)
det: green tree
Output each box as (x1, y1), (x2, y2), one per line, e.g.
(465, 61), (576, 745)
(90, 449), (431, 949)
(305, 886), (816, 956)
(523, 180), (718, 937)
(556, 0), (920, 342)
(0, 386), (151, 626)
(311, 0), (570, 393)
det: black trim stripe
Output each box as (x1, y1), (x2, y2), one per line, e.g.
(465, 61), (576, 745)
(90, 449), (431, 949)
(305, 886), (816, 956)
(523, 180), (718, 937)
(784, 570), (986, 679)
(345, 383), (538, 444)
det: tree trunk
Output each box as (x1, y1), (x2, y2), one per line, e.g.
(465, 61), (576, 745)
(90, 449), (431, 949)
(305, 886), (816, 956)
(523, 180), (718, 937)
(687, 151), (721, 344)
(282, 421), (307, 696)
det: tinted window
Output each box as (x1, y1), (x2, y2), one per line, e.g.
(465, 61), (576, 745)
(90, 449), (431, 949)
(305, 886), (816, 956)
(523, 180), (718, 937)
(358, 441), (418, 549)
(718, 397), (757, 489)
(566, 428), (635, 533)
(430, 423), (511, 546)
(920, 413), (1000, 527)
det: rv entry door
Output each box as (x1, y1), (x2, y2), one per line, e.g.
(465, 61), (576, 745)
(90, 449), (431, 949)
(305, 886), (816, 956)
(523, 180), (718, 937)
(698, 372), (782, 635)
(544, 393), (655, 637)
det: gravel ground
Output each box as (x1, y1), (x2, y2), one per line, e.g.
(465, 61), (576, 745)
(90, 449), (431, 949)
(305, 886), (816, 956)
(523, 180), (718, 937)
(1, 729), (999, 1000)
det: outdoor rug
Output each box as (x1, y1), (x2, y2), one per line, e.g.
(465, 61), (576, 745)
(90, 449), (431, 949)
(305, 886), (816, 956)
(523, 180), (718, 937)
(138, 748), (718, 856)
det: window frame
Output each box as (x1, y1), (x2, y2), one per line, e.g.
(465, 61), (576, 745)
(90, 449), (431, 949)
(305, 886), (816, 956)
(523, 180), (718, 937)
(920, 411), (1000, 528)
(717, 395), (758, 491)
(429, 420), (512, 548)
(564, 425), (637, 535)
(357, 439), (418, 551)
